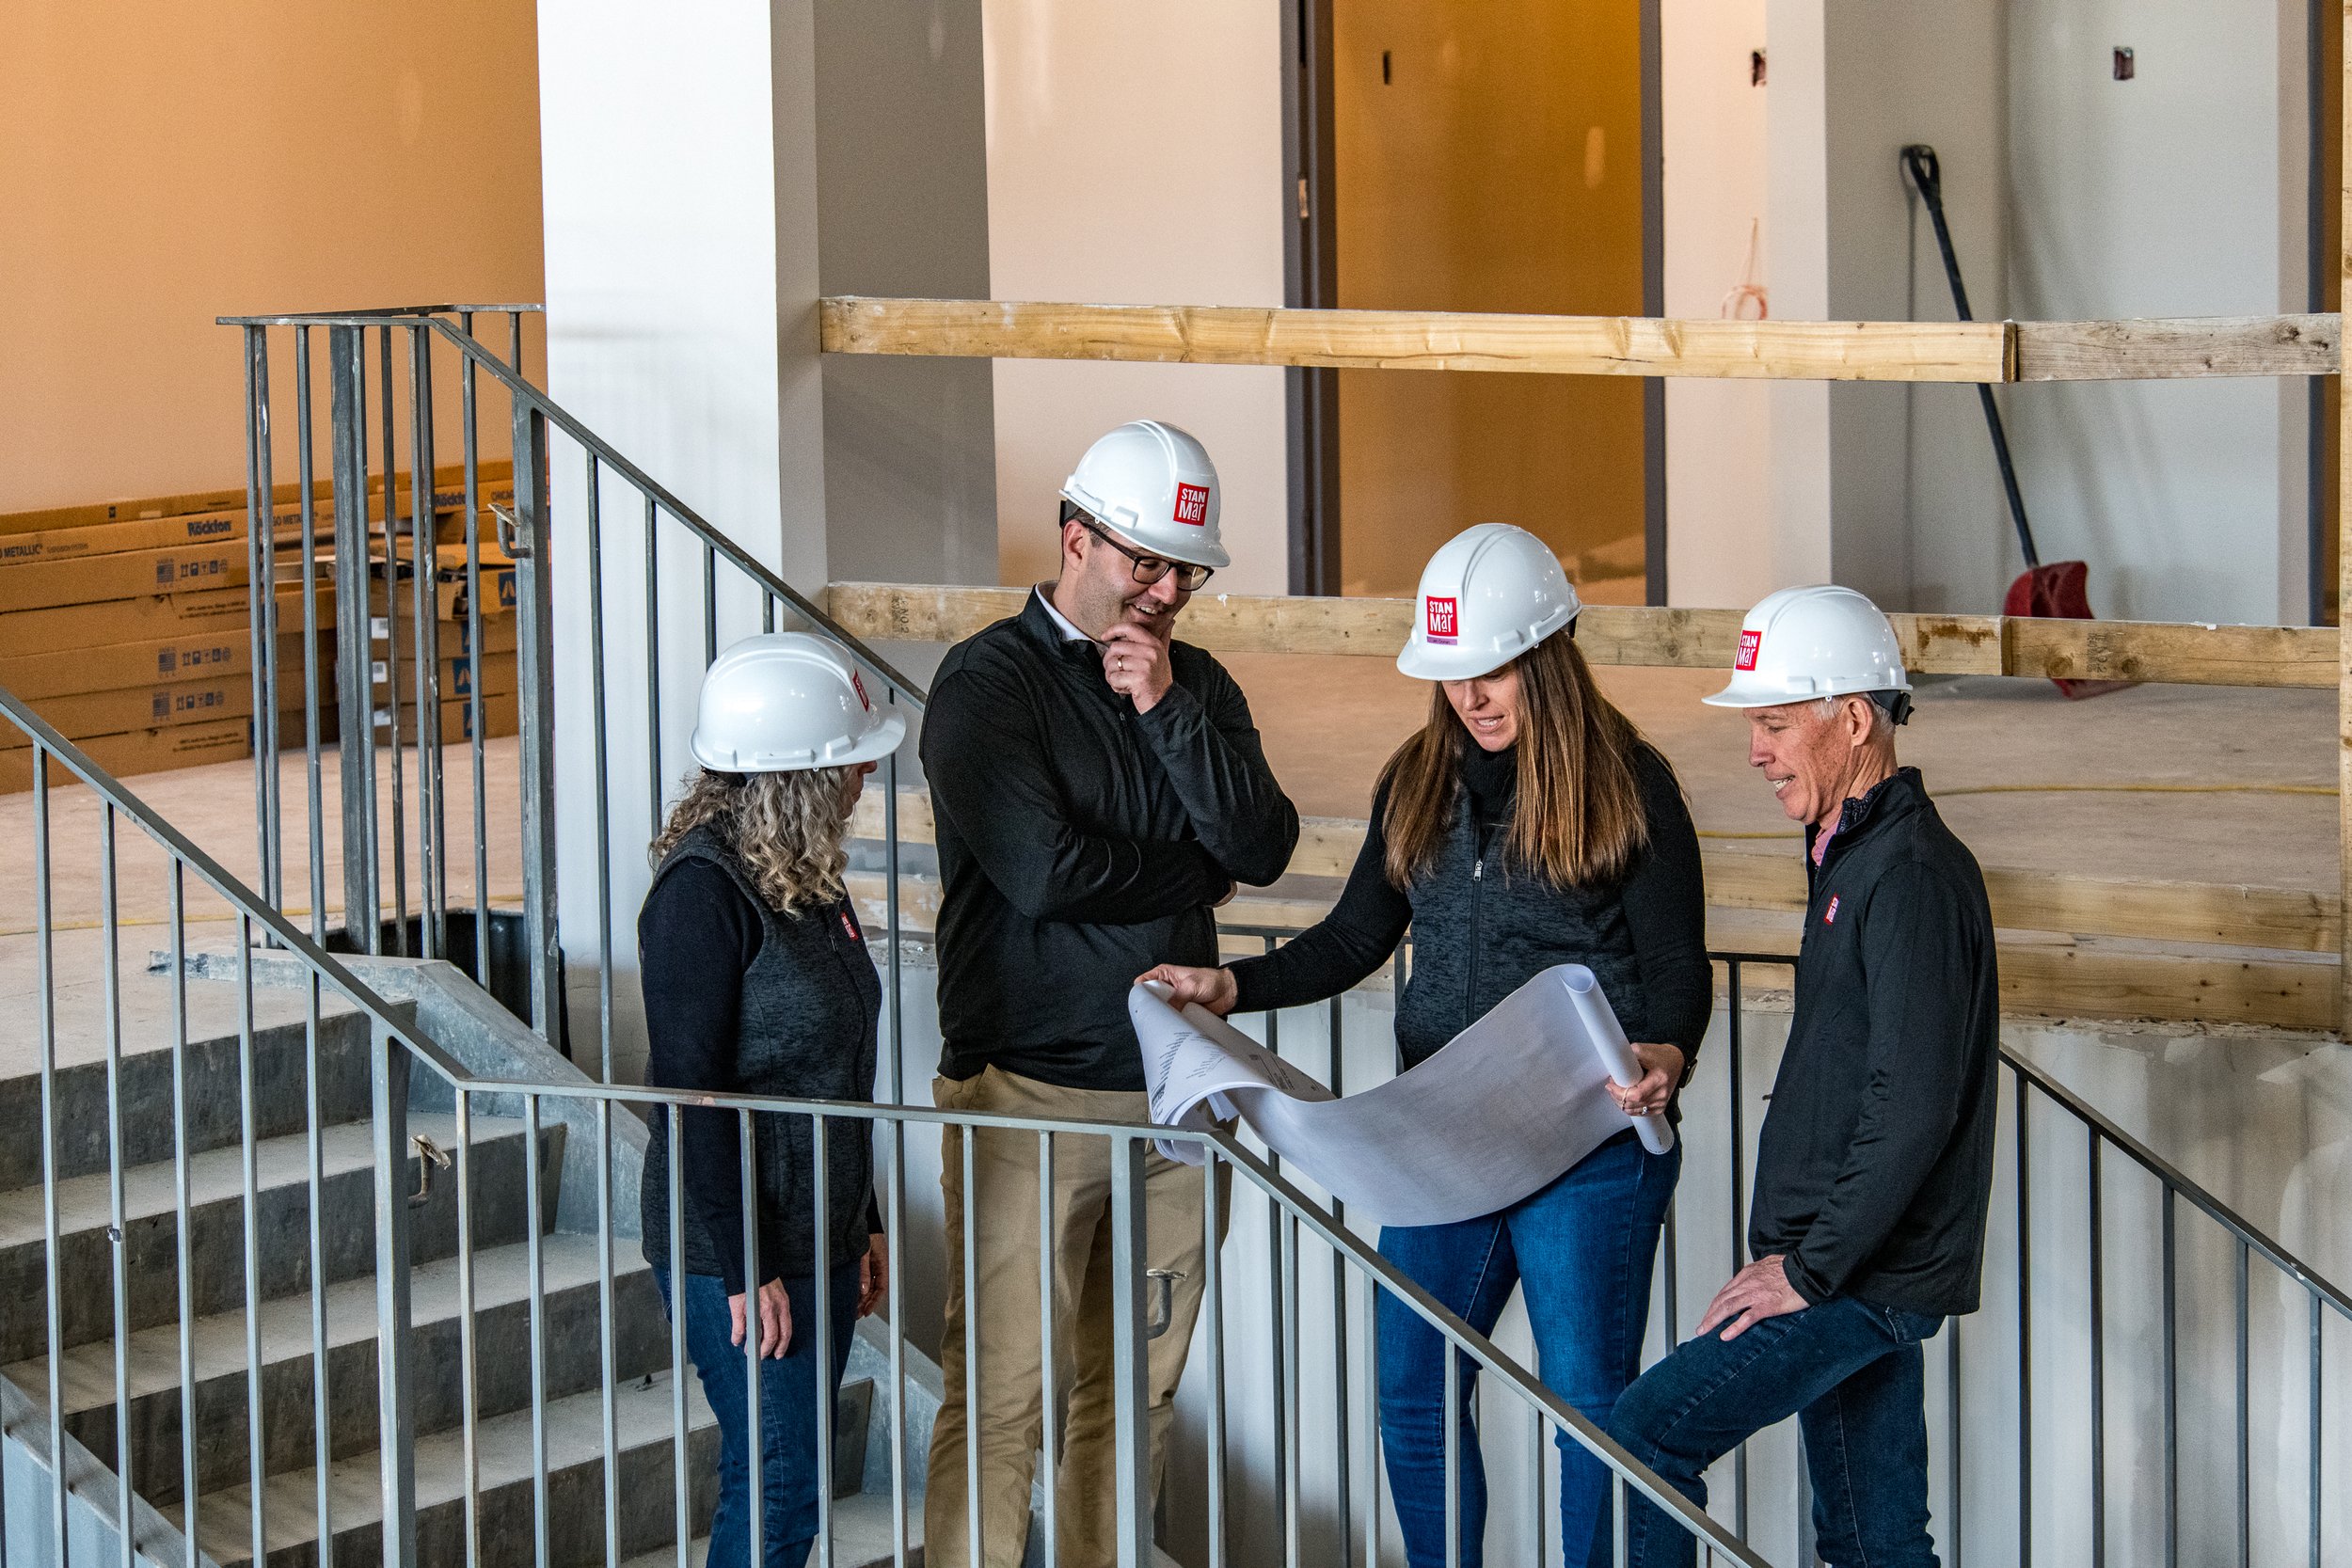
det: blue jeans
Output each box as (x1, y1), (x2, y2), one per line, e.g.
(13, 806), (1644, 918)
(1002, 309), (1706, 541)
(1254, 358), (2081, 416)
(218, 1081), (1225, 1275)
(1606, 1292), (1944, 1568)
(1377, 1130), (1680, 1568)
(655, 1262), (861, 1568)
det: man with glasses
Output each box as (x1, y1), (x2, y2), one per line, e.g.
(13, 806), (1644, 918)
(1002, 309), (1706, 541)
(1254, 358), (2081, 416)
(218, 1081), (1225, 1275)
(921, 420), (1300, 1566)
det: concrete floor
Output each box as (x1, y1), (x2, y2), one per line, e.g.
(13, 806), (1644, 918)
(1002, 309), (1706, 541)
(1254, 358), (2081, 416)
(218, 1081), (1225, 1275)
(4, 650), (2334, 1073)
(0, 740), (521, 1072)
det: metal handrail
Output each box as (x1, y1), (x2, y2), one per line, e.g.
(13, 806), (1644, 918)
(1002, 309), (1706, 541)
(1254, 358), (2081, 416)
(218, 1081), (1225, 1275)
(1710, 949), (2352, 1326)
(4, 682), (1764, 1568)
(215, 305), (931, 710)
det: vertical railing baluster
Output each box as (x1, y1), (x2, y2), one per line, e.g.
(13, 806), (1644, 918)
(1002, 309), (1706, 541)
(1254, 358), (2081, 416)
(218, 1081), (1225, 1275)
(243, 325), (281, 917)
(1725, 957), (1748, 1533)
(34, 748), (67, 1568)
(703, 541), (718, 665)
(814, 1116), (835, 1568)
(587, 454), (613, 1081)
(742, 1108), (766, 1568)
(459, 310), (490, 980)
(307, 967), (333, 1564)
(2163, 1184), (2178, 1568)
(646, 499), (664, 839)
(327, 325), (381, 952)
(669, 1109), (691, 1568)
(598, 1094), (621, 1568)
(1328, 996), (1352, 1565)
(2236, 1239), (2250, 1568)
(380, 323), (407, 957)
(102, 806), (133, 1568)
(527, 1094), (549, 1566)
(405, 325), (442, 960)
(2088, 1133), (2106, 1568)
(2016, 1068), (2032, 1568)
(456, 1089), (482, 1567)
(1203, 1151), (1227, 1568)
(240, 909), (268, 1566)
(1442, 1343), (1461, 1568)
(170, 861), (199, 1553)
(1108, 1132), (1153, 1568)
(373, 993), (417, 1567)
(962, 1122), (982, 1568)
(511, 404), (562, 1043)
(2309, 1287), (2323, 1568)
(1039, 1132), (1059, 1568)
(296, 325), (327, 946)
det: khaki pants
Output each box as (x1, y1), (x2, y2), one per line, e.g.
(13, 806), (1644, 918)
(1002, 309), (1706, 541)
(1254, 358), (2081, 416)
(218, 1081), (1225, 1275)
(925, 1067), (1231, 1568)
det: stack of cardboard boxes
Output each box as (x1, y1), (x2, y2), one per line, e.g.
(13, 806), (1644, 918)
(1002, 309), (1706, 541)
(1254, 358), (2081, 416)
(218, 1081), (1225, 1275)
(366, 531), (522, 746)
(0, 463), (517, 793)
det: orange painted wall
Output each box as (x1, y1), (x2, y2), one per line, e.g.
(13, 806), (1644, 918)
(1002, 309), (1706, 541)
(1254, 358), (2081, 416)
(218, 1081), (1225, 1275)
(1333, 0), (1648, 599)
(1, 1), (545, 514)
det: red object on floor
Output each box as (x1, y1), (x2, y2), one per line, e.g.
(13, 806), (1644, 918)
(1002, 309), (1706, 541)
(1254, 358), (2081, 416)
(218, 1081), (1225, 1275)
(2002, 560), (2134, 700)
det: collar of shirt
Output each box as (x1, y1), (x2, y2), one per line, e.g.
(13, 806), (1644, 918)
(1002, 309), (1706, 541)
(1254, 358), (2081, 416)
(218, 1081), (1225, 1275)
(1032, 585), (1091, 643)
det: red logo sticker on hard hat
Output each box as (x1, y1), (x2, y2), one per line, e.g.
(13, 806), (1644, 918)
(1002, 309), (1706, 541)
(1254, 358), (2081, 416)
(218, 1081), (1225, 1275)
(1425, 596), (1459, 645)
(1173, 483), (1211, 527)
(850, 670), (871, 711)
(1736, 629), (1761, 672)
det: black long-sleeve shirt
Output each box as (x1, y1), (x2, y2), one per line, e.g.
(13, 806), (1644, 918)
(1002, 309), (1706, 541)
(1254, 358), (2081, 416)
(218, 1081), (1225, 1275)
(1232, 738), (1711, 1075)
(1749, 768), (1999, 1317)
(922, 590), (1300, 1089)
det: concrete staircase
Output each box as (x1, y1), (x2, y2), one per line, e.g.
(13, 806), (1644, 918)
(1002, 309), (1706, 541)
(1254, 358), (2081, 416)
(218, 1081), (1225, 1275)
(0, 965), (944, 1568)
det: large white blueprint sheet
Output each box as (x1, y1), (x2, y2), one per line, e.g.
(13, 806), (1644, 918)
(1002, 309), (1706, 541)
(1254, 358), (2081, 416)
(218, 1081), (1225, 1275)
(1132, 964), (1673, 1228)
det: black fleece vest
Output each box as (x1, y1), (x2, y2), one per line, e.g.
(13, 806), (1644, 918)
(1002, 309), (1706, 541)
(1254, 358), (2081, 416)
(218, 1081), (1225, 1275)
(639, 826), (880, 1279)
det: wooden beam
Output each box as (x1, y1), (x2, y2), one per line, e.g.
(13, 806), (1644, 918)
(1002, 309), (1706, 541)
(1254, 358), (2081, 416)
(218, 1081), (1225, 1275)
(2012, 314), (2342, 380)
(853, 787), (2339, 955)
(826, 583), (2339, 689)
(820, 296), (2012, 384)
(823, 296), (2352, 386)
(2342, 0), (2352, 1034)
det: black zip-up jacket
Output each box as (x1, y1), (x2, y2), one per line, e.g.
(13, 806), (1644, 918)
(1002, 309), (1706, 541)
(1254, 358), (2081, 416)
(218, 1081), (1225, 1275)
(1228, 739), (1711, 1088)
(923, 591), (1300, 1089)
(1750, 768), (2000, 1317)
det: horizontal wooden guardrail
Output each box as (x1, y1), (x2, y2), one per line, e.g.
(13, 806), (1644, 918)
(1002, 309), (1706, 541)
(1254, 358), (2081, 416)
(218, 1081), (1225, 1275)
(828, 583), (2337, 690)
(849, 790), (2335, 1032)
(821, 298), (2343, 385)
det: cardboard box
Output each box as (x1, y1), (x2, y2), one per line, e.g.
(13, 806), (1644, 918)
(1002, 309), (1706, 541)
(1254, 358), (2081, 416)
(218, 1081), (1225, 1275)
(0, 501), (319, 567)
(0, 675), (318, 751)
(0, 630), (323, 703)
(0, 718), (252, 794)
(368, 693), (522, 746)
(0, 583), (334, 657)
(358, 608), (520, 662)
(0, 541), (248, 613)
(0, 460), (516, 538)
(365, 563), (516, 623)
(372, 650), (519, 702)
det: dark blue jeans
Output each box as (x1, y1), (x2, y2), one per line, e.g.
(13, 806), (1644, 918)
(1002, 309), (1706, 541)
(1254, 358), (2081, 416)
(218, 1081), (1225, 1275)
(1606, 1291), (1945, 1568)
(1377, 1130), (1680, 1568)
(655, 1262), (861, 1568)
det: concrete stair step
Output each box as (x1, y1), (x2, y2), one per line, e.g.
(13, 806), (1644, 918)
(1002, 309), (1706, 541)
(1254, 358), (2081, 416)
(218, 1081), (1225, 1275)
(617, 1489), (924, 1568)
(174, 1369), (721, 1568)
(5, 1234), (668, 1505)
(0, 1010), (374, 1190)
(0, 1110), (561, 1363)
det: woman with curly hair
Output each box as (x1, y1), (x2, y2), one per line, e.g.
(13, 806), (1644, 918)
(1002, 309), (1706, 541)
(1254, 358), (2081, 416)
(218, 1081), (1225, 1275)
(638, 630), (907, 1568)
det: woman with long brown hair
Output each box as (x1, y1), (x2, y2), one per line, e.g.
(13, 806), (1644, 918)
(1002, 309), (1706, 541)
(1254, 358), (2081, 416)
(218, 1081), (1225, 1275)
(1143, 524), (1709, 1568)
(638, 631), (906, 1568)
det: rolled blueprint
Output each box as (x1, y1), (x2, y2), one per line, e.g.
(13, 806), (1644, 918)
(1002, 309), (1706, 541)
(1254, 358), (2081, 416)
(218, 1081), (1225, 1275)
(1557, 967), (1676, 1156)
(1133, 962), (1664, 1227)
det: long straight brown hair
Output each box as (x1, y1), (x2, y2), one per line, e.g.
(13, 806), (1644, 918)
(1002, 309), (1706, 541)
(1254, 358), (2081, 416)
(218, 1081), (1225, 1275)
(1380, 628), (1651, 889)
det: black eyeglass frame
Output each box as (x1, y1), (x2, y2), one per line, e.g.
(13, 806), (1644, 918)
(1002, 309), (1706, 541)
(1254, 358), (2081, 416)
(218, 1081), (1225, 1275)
(1064, 505), (1216, 593)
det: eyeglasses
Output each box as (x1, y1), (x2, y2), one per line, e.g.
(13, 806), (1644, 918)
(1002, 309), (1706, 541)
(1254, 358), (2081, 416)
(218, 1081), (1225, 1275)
(1077, 516), (1216, 593)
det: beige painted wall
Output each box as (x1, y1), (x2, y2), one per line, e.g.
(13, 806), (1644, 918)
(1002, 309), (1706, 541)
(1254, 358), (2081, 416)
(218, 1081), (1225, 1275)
(980, 0), (1290, 595)
(1, 0), (545, 515)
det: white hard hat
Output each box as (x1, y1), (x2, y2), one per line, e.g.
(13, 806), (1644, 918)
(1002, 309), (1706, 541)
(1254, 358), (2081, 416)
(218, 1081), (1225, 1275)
(689, 632), (908, 772)
(1702, 585), (1914, 712)
(1395, 523), (1582, 681)
(1060, 420), (1230, 569)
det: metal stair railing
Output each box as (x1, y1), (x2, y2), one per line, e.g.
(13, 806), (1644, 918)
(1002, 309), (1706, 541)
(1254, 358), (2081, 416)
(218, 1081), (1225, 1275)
(1, 687), (1769, 1568)
(218, 303), (927, 1089)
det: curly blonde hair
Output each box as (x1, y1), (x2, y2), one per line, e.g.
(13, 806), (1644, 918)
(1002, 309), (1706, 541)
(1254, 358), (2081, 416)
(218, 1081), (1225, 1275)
(648, 766), (858, 916)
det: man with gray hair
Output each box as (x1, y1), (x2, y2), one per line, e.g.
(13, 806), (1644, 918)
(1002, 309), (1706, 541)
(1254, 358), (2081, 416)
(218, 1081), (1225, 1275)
(1608, 586), (1998, 1568)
